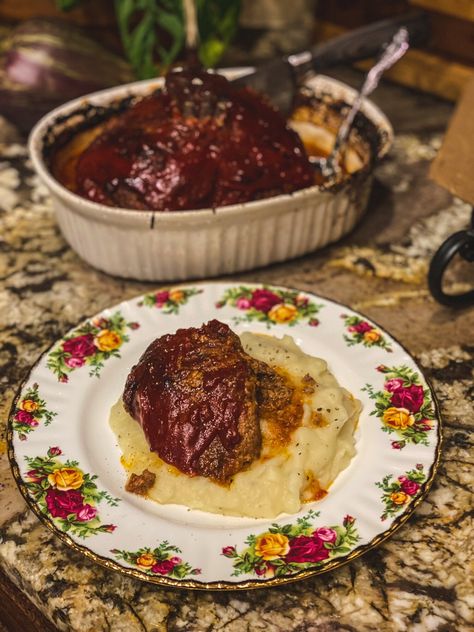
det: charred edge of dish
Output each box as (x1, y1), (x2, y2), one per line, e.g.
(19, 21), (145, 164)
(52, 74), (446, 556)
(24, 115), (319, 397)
(40, 92), (153, 162)
(295, 89), (387, 193)
(39, 84), (387, 200)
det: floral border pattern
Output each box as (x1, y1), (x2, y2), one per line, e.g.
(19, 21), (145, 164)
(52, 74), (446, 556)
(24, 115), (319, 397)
(47, 311), (140, 381)
(363, 365), (436, 449)
(112, 544), (201, 578)
(11, 383), (56, 441)
(139, 287), (203, 314)
(24, 447), (119, 538)
(341, 314), (393, 352)
(216, 285), (322, 327)
(222, 511), (359, 578)
(376, 464), (426, 521)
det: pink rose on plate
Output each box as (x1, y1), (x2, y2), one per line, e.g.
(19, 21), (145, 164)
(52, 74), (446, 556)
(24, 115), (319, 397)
(250, 289), (281, 313)
(65, 356), (85, 368)
(76, 504), (98, 522)
(155, 290), (170, 307)
(295, 294), (309, 307)
(236, 297), (251, 310)
(15, 410), (37, 426)
(92, 317), (109, 329)
(349, 321), (372, 334)
(255, 562), (275, 577)
(45, 488), (84, 519)
(27, 469), (43, 482)
(400, 479), (420, 496)
(390, 384), (424, 413)
(63, 334), (96, 358)
(285, 535), (330, 564)
(48, 446), (62, 457)
(151, 559), (177, 575)
(385, 378), (404, 393)
(314, 528), (337, 543)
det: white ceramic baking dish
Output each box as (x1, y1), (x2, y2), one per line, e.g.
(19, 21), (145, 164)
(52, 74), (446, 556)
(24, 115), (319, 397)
(29, 71), (392, 281)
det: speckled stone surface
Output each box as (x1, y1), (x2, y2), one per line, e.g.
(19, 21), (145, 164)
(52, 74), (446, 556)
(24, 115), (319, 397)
(0, 74), (473, 631)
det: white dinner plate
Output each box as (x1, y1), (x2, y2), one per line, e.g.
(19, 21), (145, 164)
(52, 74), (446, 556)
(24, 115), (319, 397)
(8, 282), (441, 589)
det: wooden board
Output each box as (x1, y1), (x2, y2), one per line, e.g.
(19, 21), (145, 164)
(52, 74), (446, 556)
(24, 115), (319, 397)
(314, 21), (474, 100)
(410, 0), (474, 22)
(430, 75), (474, 203)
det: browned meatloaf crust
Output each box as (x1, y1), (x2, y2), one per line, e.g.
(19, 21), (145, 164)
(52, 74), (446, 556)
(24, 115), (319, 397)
(123, 320), (262, 483)
(59, 67), (314, 211)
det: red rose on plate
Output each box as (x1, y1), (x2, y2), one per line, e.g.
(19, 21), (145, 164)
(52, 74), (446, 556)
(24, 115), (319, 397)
(151, 559), (177, 575)
(400, 479), (420, 496)
(390, 384), (424, 413)
(63, 334), (96, 358)
(250, 289), (281, 313)
(349, 321), (372, 334)
(45, 488), (84, 519)
(285, 535), (330, 564)
(155, 291), (170, 307)
(222, 546), (236, 558)
(15, 410), (36, 426)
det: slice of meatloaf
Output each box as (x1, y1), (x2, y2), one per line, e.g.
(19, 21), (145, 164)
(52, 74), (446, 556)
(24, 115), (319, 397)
(123, 320), (262, 483)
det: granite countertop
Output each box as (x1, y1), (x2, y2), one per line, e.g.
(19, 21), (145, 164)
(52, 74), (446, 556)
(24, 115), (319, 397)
(0, 73), (473, 631)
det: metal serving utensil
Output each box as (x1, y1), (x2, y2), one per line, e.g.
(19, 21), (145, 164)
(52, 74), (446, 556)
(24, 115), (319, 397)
(312, 27), (410, 184)
(232, 14), (427, 115)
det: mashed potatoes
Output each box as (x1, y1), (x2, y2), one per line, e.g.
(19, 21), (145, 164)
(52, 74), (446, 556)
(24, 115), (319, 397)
(110, 333), (360, 518)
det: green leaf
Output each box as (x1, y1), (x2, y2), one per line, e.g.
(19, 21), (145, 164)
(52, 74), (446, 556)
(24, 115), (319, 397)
(155, 9), (185, 66)
(56, 0), (82, 10)
(197, 0), (241, 66)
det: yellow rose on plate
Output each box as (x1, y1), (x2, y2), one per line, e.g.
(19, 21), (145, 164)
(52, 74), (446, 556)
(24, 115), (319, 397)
(136, 553), (156, 569)
(48, 467), (84, 491)
(21, 399), (39, 412)
(268, 303), (298, 324)
(95, 329), (122, 352)
(169, 289), (185, 303)
(383, 407), (414, 430)
(363, 330), (381, 344)
(254, 533), (290, 560)
(390, 491), (409, 505)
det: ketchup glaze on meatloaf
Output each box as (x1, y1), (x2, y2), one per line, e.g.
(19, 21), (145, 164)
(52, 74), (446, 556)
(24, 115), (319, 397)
(72, 66), (314, 211)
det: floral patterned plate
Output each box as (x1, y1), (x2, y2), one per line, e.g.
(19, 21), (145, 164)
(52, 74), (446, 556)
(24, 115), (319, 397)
(8, 283), (441, 589)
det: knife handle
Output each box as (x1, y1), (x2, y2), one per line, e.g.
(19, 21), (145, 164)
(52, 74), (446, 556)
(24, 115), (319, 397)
(291, 12), (430, 74)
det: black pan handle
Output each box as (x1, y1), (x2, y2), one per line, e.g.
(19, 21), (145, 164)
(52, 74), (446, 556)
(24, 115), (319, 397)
(428, 210), (474, 307)
(292, 12), (430, 74)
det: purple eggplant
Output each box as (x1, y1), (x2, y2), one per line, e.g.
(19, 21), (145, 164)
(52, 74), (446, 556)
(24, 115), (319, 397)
(0, 18), (134, 132)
